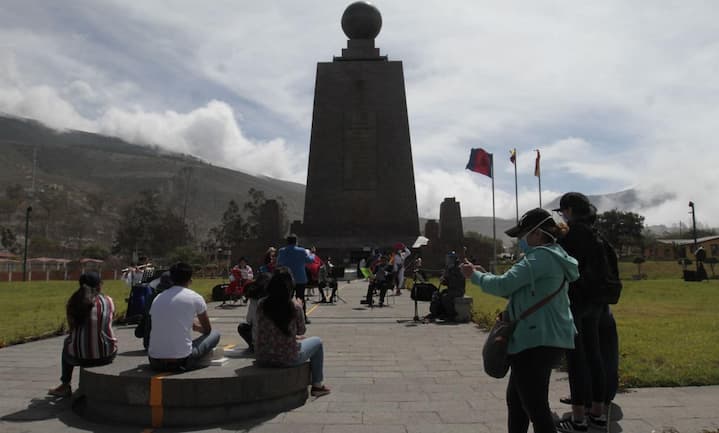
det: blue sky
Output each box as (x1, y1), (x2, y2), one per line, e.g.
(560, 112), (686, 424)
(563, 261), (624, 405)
(1, 0), (718, 227)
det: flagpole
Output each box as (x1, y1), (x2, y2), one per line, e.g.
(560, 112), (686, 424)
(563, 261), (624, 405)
(535, 149), (542, 207)
(513, 149), (518, 223)
(491, 154), (496, 273)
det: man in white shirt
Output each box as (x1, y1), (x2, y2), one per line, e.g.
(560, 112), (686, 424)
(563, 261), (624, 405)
(148, 262), (220, 371)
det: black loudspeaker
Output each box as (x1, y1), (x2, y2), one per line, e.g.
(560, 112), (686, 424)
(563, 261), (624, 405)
(329, 266), (345, 279)
(411, 283), (438, 302)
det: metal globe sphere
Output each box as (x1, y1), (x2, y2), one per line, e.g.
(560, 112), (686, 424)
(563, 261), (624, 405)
(341, 2), (382, 40)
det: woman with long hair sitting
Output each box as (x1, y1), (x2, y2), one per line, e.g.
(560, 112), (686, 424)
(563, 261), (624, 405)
(49, 272), (118, 397)
(253, 266), (330, 397)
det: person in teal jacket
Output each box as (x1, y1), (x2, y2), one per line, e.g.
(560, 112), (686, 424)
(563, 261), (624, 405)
(461, 208), (579, 433)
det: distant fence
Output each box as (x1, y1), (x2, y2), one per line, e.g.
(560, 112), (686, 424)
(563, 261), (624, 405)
(0, 269), (226, 282)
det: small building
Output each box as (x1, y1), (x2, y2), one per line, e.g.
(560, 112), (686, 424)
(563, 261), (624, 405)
(644, 236), (719, 260)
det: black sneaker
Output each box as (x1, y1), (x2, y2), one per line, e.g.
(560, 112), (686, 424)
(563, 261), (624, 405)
(588, 413), (607, 429)
(305, 318), (311, 324)
(556, 416), (588, 432)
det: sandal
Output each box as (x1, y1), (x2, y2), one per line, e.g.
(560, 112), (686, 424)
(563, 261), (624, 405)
(48, 384), (71, 397)
(310, 385), (331, 397)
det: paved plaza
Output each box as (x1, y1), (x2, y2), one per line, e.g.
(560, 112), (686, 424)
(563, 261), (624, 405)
(1, 279), (718, 433)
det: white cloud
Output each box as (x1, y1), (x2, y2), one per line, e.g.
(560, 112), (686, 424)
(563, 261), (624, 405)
(1, 0), (719, 226)
(98, 101), (304, 182)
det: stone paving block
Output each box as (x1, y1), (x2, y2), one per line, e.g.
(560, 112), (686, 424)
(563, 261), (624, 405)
(292, 401), (329, 413)
(282, 411), (361, 425)
(406, 423), (492, 433)
(322, 425), (407, 433)
(399, 400), (471, 411)
(248, 423), (322, 433)
(320, 392), (365, 402)
(327, 401), (399, 413)
(365, 392), (429, 402)
(339, 383), (407, 393)
(361, 409), (441, 424)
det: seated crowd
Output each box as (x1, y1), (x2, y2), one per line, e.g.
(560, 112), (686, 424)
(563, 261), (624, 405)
(49, 235), (331, 399)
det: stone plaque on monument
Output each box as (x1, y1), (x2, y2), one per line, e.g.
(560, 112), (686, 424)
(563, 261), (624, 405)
(302, 2), (420, 252)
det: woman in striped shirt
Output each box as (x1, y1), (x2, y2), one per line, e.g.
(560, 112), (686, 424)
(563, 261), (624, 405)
(49, 272), (118, 397)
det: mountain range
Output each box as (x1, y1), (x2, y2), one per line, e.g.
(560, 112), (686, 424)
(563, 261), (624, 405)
(0, 115), (305, 251)
(0, 115), (687, 255)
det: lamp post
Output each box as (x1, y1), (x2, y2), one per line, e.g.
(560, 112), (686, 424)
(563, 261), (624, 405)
(22, 206), (32, 281)
(688, 201), (697, 249)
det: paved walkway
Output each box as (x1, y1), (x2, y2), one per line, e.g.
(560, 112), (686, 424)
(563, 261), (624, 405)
(1, 279), (717, 433)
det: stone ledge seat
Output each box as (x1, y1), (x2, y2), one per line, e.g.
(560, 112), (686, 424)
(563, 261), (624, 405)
(75, 351), (310, 427)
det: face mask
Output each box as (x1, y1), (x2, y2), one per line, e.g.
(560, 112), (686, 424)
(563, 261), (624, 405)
(518, 236), (531, 253)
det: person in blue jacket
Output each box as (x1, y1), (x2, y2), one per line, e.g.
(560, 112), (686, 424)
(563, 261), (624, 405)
(461, 208), (579, 433)
(276, 234), (315, 324)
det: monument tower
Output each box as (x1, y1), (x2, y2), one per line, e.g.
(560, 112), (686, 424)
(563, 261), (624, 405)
(302, 2), (420, 251)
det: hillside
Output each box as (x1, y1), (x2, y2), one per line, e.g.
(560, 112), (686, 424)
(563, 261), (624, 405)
(0, 115), (305, 254)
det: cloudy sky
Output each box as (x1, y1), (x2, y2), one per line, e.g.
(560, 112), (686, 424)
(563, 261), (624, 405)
(1, 0), (718, 227)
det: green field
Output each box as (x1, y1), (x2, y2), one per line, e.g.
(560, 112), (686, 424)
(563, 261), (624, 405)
(0, 278), (222, 347)
(2, 263), (718, 388)
(467, 275), (719, 388)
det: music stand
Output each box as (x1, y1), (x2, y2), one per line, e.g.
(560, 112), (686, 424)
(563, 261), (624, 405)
(328, 266), (347, 303)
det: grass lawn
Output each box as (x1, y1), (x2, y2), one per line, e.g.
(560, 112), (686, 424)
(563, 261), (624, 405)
(467, 276), (719, 388)
(2, 263), (719, 388)
(0, 278), (223, 347)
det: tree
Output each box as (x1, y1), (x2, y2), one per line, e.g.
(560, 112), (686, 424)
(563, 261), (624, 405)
(81, 245), (110, 260)
(87, 193), (104, 215)
(5, 184), (24, 201)
(0, 226), (19, 253)
(633, 256), (646, 278)
(167, 245), (205, 266)
(112, 190), (192, 260)
(596, 210), (645, 256)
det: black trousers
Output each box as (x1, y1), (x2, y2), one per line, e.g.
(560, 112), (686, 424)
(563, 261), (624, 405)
(507, 346), (563, 433)
(567, 303), (606, 405)
(237, 322), (253, 350)
(294, 283), (307, 315)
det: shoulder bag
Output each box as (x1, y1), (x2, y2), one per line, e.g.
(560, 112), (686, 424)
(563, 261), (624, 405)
(482, 278), (566, 378)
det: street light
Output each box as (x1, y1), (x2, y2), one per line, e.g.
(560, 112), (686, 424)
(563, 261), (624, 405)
(688, 201), (697, 249)
(22, 206), (32, 281)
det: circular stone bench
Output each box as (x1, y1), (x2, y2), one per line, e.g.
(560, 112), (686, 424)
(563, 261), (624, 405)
(74, 351), (310, 427)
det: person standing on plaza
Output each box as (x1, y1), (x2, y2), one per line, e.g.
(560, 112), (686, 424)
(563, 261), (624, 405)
(148, 262), (220, 372)
(554, 192), (610, 431)
(461, 208), (578, 433)
(259, 247), (277, 274)
(276, 234), (315, 324)
(392, 244), (411, 295)
(49, 272), (117, 397)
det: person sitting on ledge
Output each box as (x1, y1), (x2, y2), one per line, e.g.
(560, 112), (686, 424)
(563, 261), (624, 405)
(425, 251), (466, 322)
(365, 255), (393, 307)
(49, 272), (118, 397)
(253, 267), (331, 398)
(148, 262), (220, 372)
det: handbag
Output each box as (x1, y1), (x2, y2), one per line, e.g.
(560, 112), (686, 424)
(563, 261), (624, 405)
(482, 278), (566, 378)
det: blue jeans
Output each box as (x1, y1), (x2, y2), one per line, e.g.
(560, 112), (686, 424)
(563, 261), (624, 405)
(291, 336), (324, 385)
(149, 329), (221, 372)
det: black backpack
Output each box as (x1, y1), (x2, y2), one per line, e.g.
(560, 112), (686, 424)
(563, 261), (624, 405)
(582, 229), (623, 304)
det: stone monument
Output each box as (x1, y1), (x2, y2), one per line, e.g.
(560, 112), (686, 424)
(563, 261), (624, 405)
(301, 2), (419, 254)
